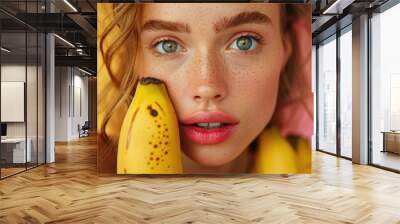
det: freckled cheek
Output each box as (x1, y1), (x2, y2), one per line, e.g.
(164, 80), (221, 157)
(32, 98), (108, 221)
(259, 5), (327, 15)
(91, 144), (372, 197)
(159, 84), (189, 121)
(230, 67), (281, 126)
(136, 58), (169, 81)
(136, 49), (184, 80)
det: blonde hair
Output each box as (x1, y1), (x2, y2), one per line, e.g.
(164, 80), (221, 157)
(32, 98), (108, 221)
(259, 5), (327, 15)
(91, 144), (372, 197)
(98, 3), (312, 172)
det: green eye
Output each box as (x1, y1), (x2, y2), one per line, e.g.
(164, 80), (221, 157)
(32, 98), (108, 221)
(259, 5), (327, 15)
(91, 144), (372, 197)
(155, 40), (181, 54)
(230, 36), (257, 51)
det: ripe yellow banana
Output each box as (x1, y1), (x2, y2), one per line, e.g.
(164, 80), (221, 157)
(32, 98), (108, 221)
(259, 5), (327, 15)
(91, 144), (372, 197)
(117, 77), (183, 174)
(253, 126), (311, 174)
(295, 137), (312, 173)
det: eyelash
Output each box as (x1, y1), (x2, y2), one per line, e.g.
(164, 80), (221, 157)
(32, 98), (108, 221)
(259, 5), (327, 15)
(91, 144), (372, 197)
(149, 32), (264, 56)
(233, 33), (263, 43)
(228, 33), (264, 53)
(149, 37), (184, 56)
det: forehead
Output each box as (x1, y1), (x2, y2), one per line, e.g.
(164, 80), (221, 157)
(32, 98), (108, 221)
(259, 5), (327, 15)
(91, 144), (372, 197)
(140, 3), (282, 27)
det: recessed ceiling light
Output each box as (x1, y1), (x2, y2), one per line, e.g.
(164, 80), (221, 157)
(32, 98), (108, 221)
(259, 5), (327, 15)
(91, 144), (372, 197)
(54, 34), (75, 48)
(63, 0), (78, 12)
(77, 67), (93, 76)
(323, 0), (355, 15)
(1, 47), (11, 53)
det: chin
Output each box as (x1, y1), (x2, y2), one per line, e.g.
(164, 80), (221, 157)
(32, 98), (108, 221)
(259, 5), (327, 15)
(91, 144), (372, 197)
(182, 141), (239, 167)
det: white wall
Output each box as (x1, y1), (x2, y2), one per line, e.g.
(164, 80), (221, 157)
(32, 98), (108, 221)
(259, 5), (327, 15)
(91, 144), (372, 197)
(1, 65), (26, 140)
(55, 66), (69, 141)
(54, 66), (89, 141)
(72, 72), (89, 138)
(1, 65), (38, 138)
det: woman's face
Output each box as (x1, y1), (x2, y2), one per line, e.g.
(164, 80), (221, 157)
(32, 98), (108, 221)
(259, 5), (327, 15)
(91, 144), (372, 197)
(136, 3), (291, 167)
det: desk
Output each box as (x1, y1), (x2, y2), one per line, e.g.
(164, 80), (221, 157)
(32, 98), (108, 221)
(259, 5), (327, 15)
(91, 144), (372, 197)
(1, 138), (32, 163)
(381, 131), (400, 154)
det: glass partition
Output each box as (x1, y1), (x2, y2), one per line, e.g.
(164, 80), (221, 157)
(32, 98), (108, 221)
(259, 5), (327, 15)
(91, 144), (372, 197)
(317, 35), (337, 154)
(312, 45), (317, 150)
(38, 32), (45, 165)
(371, 3), (400, 171)
(0, 1), (46, 179)
(339, 27), (352, 158)
(1, 30), (28, 178)
(27, 30), (38, 169)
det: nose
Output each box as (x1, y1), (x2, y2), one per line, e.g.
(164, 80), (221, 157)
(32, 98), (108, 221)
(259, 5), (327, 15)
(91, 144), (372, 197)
(188, 50), (227, 103)
(193, 85), (224, 102)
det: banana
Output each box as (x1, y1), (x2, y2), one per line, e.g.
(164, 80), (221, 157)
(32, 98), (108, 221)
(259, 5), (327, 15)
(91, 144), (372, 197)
(253, 126), (302, 174)
(117, 77), (183, 174)
(295, 137), (312, 173)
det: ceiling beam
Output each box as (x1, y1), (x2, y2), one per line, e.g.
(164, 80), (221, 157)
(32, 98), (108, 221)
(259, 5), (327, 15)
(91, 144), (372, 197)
(67, 13), (96, 38)
(322, 0), (356, 14)
(55, 55), (96, 71)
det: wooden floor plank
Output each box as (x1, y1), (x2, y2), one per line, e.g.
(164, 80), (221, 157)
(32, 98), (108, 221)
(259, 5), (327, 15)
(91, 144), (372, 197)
(0, 135), (399, 223)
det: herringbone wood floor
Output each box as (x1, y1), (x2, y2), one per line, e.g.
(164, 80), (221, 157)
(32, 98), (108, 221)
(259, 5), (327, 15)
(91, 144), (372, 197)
(1, 135), (400, 224)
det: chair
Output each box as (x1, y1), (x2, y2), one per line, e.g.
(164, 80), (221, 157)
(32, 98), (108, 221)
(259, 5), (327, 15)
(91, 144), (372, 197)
(79, 121), (90, 138)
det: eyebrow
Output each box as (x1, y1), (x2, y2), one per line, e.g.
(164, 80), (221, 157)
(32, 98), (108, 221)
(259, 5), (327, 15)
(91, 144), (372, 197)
(141, 11), (271, 34)
(214, 11), (272, 33)
(142, 19), (191, 33)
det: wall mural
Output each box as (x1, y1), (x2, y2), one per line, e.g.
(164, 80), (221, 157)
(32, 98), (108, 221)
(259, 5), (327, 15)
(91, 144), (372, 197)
(97, 3), (313, 174)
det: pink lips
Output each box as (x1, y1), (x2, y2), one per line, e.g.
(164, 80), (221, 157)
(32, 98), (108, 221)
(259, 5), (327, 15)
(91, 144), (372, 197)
(180, 111), (239, 145)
